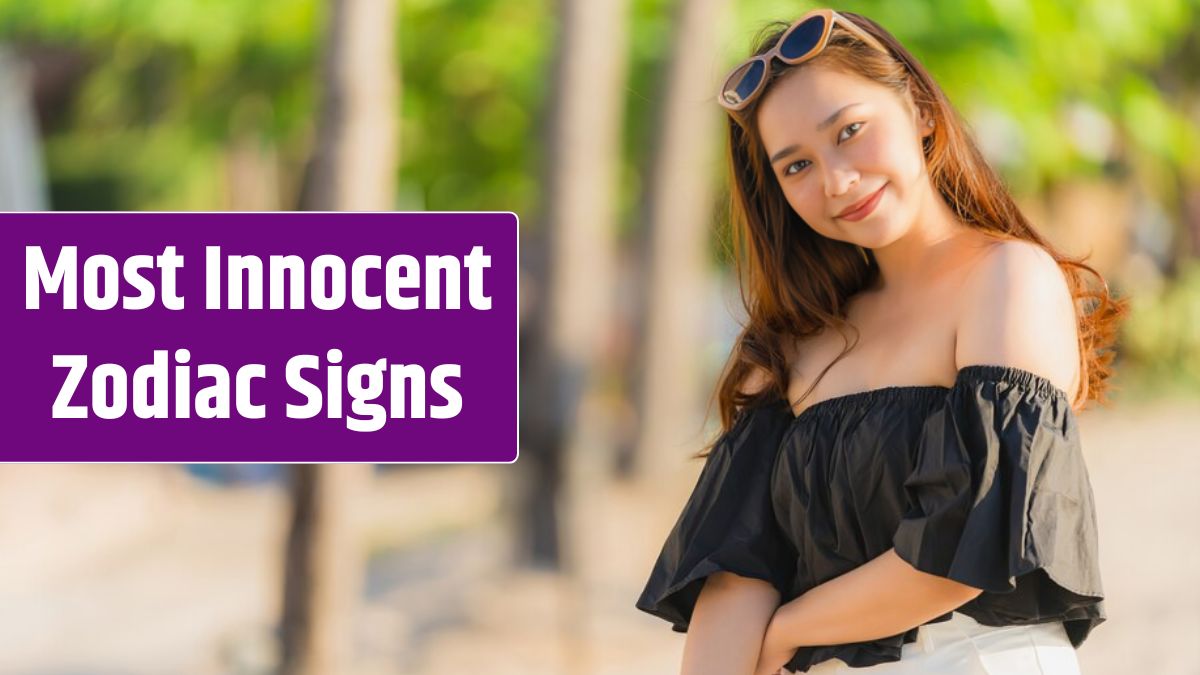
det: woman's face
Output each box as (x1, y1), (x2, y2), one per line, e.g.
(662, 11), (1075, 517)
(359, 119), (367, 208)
(756, 63), (934, 250)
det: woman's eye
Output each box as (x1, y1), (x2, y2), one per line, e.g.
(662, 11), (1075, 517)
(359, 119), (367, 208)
(784, 159), (810, 176)
(838, 122), (864, 143)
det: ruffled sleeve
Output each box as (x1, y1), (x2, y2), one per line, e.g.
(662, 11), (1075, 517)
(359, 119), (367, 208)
(635, 399), (797, 632)
(892, 364), (1105, 647)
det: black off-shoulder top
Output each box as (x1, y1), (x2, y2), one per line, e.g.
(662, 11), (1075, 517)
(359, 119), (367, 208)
(635, 364), (1105, 673)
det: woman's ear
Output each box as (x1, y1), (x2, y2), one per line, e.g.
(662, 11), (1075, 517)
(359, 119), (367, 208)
(904, 81), (935, 139)
(918, 107), (935, 139)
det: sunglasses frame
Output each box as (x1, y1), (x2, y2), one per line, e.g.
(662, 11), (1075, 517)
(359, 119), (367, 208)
(718, 9), (890, 112)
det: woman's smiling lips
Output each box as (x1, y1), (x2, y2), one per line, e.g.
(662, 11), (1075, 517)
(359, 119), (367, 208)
(835, 183), (887, 221)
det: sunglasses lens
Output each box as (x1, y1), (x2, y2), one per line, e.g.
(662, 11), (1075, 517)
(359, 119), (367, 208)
(779, 14), (827, 60)
(721, 59), (765, 108)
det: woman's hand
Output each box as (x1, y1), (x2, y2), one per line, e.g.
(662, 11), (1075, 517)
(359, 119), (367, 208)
(753, 612), (796, 675)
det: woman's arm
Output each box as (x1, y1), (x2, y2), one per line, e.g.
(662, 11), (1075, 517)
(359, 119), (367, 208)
(683, 571), (781, 675)
(682, 368), (787, 675)
(753, 548), (981, 674)
(773, 548), (980, 646)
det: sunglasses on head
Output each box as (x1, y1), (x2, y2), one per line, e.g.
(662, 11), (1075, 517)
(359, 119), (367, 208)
(718, 9), (890, 112)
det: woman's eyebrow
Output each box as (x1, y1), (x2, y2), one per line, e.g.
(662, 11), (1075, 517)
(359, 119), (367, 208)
(817, 102), (863, 132)
(769, 102), (865, 164)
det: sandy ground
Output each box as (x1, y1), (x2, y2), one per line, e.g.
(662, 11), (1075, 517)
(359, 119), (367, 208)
(0, 397), (1196, 674)
(1068, 401), (1200, 674)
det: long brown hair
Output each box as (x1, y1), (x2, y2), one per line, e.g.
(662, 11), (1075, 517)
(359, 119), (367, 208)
(705, 12), (1127, 452)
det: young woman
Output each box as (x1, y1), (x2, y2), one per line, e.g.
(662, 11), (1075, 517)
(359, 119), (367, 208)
(635, 9), (1125, 675)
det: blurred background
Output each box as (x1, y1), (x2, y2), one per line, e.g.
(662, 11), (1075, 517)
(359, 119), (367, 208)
(2, 0), (1199, 673)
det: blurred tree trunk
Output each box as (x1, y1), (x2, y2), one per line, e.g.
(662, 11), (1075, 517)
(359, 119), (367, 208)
(298, 0), (398, 212)
(1159, 33), (1200, 268)
(519, 0), (628, 670)
(624, 0), (730, 481)
(0, 47), (48, 210)
(225, 135), (281, 211)
(519, 0), (628, 568)
(280, 463), (370, 675)
(1183, 181), (1200, 262)
(281, 0), (398, 673)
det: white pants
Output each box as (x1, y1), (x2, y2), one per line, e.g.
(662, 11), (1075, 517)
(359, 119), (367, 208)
(798, 612), (1081, 674)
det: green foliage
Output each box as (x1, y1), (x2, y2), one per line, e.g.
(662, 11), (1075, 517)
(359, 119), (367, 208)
(397, 0), (551, 216)
(2, 0), (319, 209)
(3, 0), (1197, 394)
(2, 0), (1197, 225)
(1120, 260), (1200, 393)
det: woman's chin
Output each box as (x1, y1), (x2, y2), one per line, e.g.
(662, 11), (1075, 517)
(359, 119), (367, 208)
(841, 219), (902, 250)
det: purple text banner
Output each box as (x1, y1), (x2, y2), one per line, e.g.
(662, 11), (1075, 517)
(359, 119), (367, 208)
(6, 212), (518, 462)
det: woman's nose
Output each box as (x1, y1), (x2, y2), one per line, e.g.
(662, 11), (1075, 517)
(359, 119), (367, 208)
(824, 166), (860, 199)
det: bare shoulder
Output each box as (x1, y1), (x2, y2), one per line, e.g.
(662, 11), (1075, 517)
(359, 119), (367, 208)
(955, 238), (1080, 398)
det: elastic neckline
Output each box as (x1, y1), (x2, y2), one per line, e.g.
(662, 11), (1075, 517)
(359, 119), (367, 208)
(787, 363), (1071, 424)
(789, 384), (946, 423)
(956, 363), (1071, 400)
